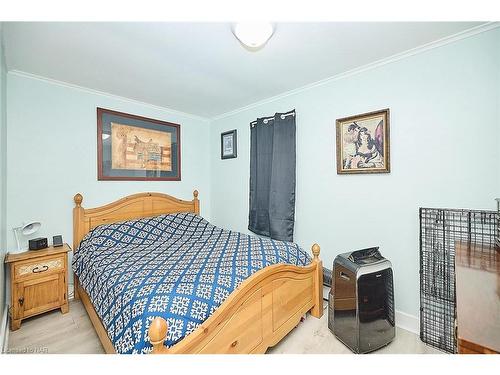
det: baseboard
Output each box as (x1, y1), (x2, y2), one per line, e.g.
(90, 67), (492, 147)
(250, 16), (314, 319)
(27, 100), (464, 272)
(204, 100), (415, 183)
(68, 283), (75, 300)
(0, 305), (9, 354)
(395, 310), (419, 334)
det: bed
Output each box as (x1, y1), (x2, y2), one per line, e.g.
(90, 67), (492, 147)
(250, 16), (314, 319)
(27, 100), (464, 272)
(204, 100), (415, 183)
(72, 190), (323, 354)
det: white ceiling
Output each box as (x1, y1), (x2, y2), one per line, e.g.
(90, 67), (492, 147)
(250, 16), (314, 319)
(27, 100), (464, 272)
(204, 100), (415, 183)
(3, 22), (485, 118)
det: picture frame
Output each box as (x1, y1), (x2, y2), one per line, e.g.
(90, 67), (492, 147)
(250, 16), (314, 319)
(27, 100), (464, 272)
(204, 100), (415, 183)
(97, 108), (181, 181)
(336, 108), (390, 174)
(221, 129), (237, 159)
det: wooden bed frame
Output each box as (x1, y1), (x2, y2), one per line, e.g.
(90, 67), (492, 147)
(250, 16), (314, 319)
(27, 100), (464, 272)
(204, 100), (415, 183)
(73, 190), (323, 354)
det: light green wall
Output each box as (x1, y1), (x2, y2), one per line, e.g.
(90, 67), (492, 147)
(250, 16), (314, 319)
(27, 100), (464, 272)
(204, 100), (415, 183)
(209, 28), (500, 318)
(5, 73), (212, 287)
(0, 23), (7, 332)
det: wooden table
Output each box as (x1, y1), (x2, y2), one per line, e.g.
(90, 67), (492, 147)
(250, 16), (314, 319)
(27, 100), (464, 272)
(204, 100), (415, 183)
(455, 241), (499, 354)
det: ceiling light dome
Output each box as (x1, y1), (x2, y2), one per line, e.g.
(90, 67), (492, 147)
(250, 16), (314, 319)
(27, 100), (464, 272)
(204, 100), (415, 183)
(233, 22), (274, 49)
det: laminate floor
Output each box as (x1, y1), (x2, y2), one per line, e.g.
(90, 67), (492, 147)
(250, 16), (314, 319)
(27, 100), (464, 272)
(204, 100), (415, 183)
(7, 300), (441, 354)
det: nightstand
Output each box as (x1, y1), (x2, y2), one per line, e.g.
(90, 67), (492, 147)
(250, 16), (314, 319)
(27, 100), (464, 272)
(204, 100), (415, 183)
(5, 244), (71, 331)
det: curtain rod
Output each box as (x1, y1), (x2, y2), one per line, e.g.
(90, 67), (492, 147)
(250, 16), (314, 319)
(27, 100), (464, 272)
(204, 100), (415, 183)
(250, 111), (295, 125)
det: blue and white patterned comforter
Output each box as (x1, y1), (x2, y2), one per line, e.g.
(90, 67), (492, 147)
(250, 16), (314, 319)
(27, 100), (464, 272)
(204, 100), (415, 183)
(72, 212), (310, 354)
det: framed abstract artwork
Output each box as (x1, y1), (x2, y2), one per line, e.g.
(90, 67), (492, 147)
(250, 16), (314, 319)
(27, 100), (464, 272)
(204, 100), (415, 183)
(221, 129), (237, 159)
(336, 108), (390, 174)
(97, 108), (181, 181)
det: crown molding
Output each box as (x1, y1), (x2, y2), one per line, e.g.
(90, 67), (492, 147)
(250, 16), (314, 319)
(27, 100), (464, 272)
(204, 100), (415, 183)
(7, 22), (499, 123)
(7, 70), (210, 123)
(211, 22), (500, 121)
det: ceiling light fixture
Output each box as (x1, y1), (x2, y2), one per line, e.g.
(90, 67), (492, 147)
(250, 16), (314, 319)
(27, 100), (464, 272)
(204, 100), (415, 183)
(232, 22), (274, 50)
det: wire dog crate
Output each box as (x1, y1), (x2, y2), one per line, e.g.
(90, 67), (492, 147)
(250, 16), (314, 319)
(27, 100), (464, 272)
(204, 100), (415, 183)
(419, 207), (499, 353)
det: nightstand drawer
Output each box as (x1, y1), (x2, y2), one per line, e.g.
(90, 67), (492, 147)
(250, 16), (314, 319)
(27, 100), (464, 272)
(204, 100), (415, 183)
(14, 255), (65, 280)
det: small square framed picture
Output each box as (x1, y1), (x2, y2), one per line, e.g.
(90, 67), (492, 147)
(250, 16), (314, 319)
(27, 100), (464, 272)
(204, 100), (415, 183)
(221, 129), (237, 159)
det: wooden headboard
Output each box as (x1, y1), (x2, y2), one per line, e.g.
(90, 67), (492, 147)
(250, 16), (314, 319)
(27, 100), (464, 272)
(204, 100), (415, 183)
(73, 190), (200, 252)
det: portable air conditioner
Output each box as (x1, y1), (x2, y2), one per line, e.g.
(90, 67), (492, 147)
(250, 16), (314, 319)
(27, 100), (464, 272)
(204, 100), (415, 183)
(328, 247), (395, 353)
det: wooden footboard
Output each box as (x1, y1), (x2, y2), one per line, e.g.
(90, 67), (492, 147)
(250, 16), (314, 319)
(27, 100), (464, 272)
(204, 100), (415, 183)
(149, 244), (323, 354)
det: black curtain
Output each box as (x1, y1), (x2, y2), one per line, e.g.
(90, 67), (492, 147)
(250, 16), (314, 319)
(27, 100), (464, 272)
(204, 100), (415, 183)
(248, 109), (296, 242)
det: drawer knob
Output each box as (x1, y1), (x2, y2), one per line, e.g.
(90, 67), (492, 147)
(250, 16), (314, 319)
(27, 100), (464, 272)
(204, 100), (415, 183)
(18, 297), (24, 306)
(32, 265), (49, 273)
(231, 340), (238, 348)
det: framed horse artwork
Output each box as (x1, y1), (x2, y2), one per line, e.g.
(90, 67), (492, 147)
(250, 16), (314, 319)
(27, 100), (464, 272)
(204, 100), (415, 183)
(97, 108), (181, 181)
